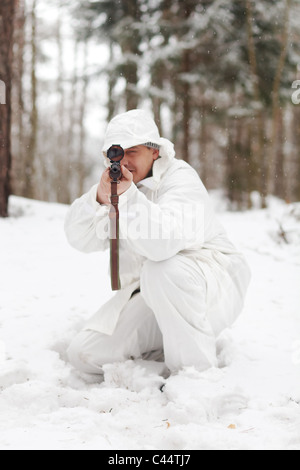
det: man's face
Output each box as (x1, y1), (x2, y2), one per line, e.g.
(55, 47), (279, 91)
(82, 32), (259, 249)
(122, 145), (159, 184)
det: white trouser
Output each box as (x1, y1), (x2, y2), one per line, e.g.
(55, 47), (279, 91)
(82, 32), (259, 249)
(67, 255), (219, 375)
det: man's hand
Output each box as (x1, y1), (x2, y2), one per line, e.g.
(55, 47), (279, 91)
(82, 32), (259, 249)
(96, 166), (133, 205)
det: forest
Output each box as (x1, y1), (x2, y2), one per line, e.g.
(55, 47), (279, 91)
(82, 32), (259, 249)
(0, 0), (300, 217)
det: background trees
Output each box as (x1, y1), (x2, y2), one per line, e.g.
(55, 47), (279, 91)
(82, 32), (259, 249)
(1, 0), (299, 216)
(75, 0), (300, 208)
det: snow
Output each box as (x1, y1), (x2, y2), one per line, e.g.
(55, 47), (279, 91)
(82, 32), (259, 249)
(0, 194), (300, 450)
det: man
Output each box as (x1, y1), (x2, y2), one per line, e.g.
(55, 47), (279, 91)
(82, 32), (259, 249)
(65, 109), (251, 377)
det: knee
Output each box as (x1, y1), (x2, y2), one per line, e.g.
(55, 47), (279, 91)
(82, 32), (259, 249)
(140, 256), (183, 300)
(141, 257), (176, 286)
(140, 255), (206, 303)
(141, 255), (199, 286)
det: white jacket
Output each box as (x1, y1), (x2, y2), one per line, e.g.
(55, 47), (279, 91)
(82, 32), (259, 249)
(65, 151), (251, 337)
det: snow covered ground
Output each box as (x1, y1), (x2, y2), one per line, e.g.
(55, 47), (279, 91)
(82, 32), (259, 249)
(0, 194), (299, 450)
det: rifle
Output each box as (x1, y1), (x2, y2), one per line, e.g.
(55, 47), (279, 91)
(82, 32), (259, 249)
(107, 145), (124, 291)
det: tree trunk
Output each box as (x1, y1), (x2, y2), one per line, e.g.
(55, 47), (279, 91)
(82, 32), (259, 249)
(77, 40), (89, 198)
(0, 0), (16, 217)
(266, 0), (291, 196)
(245, 0), (267, 208)
(122, 0), (140, 111)
(179, 1), (194, 163)
(273, 109), (285, 200)
(199, 106), (208, 185)
(11, 0), (26, 197)
(24, 0), (38, 199)
(182, 48), (191, 163)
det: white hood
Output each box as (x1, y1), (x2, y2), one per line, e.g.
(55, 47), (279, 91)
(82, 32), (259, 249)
(102, 109), (176, 183)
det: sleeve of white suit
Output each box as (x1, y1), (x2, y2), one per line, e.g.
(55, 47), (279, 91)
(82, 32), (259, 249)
(64, 184), (110, 253)
(117, 166), (211, 262)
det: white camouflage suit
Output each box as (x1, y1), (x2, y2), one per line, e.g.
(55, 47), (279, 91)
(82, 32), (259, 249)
(65, 110), (251, 375)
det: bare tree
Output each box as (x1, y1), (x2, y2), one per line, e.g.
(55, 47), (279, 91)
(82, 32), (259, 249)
(0, 0), (17, 217)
